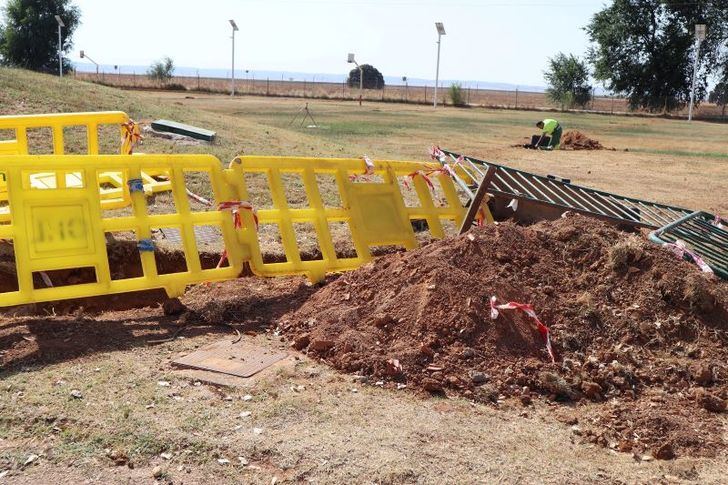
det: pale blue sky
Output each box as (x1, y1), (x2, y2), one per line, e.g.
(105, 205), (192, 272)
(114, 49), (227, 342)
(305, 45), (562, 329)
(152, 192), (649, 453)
(2, 0), (609, 86)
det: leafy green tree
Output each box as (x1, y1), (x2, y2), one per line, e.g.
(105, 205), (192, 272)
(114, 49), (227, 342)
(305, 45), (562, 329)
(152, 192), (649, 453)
(347, 64), (384, 90)
(709, 73), (728, 118)
(586, 0), (728, 112)
(544, 53), (592, 109)
(0, 0), (81, 73)
(147, 56), (175, 84)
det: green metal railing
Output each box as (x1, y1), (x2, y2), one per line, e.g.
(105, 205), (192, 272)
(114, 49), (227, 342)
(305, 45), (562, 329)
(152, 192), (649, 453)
(649, 211), (728, 280)
(440, 149), (693, 230)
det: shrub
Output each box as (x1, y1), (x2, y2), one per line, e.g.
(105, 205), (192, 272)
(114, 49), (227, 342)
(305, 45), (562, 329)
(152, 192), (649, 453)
(449, 83), (466, 107)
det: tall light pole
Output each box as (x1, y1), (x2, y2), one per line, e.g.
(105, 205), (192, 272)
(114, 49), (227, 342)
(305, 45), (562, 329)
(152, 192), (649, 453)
(434, 22), (446, 108)
(688, 23), (707, 122)
(79, 50), (100, 79)
(55, 15), (65, 78)
(229, 19), (239, 96)
(348, 53), (363, 106)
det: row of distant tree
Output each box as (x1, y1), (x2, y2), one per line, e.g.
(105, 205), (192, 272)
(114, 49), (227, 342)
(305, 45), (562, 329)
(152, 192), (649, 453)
(1, 0), (726, 115)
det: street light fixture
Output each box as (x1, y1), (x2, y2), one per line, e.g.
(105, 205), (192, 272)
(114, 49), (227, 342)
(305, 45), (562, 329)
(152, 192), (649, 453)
(79, 50), (100, 79)
(434, 22), (446, 108)
(348, 53), (364, 106)
(688, 23), (707, 122)
(55, 15), (65, 78)
(229, 19), (239, 96)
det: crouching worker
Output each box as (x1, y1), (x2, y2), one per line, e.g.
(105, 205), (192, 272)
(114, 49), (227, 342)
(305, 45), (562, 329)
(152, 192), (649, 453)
(534, 119), (562, 150)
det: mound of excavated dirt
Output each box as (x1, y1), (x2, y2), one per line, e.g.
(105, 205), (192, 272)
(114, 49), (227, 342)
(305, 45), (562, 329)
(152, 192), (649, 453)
(282, 215), (728, 458)
(561, 130), (608, 150)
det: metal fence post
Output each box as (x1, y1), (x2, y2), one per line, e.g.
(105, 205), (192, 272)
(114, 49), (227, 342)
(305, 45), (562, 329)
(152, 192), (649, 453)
(515, 88), (519, 109)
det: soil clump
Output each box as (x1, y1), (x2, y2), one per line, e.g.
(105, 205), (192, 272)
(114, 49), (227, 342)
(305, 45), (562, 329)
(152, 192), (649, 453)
(561, 130), (610, 150)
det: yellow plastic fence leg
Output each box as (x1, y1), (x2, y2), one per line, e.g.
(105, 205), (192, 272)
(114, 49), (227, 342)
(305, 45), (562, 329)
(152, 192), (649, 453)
(411, 173), (445, 239)
(335, 167), (372, 264)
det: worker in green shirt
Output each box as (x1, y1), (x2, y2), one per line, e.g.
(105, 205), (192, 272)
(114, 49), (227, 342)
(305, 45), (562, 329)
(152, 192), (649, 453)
(534, 119), (562, 150)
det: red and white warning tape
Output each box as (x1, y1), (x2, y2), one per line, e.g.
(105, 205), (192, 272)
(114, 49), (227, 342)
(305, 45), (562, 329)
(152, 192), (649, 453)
(429, 145), (446, 163)
(404, 165), (457, 191)
(121, 120), (143, 155)
(349, 155), (376, 181)
(218, 200), (258, 230)
(186, 189), (213, 206)
(216, 201), (258, 268)
(663, 239), (713, 274)
(490, 296), (555, 363)
(713, 215), (728, 231)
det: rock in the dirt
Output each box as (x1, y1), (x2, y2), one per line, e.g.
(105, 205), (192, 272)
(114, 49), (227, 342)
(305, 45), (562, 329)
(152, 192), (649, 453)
(475, 384), (499, 403)
(152, 466), (164, 478)
(308, 339), (335, 352)
(538, 372), (577, 400)
(470, 371), (488, 385)
(697, 390), (727, 413)
(291, 334), (310, 351)
(581, 381), (602, 400)
(162, 297), (186, 316)
(653, 442), (676, 460)
(23, 454), (38, 466)
(460, 348), (476, 359)
(70, 389), (83, 399)
(691, 364), (713, 386)
(107, 449), (128, 466)
(422, 378), (443, 393)
(384, 358), (403, 376)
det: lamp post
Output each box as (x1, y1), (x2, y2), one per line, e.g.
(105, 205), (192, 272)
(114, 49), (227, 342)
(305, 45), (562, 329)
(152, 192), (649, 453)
(229, 19), (239, 96)
(434, 22), (446, 108)
(79, 50), (100, 79)
(688, 23), (706, 122)
(347, 53), (363, 106)
(55, 15), (65, 78)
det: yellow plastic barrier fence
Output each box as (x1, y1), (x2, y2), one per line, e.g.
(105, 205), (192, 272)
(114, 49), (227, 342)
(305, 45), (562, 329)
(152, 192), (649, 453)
(0, 112), (173, 220)
(0, 153), (469, 307)
(228, 156), (467, 283)
(0, 154), (244, 307)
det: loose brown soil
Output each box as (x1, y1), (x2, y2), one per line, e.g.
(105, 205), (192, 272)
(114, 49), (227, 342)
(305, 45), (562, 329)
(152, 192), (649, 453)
(281, 215), (728, 459)
(561, 130), (610, 150)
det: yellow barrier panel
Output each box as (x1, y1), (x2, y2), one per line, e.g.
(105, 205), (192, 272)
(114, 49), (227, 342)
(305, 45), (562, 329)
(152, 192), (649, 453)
(0, 154), (244, 307)
(0, 112), (173, 220)
(227, 156), (466, 283)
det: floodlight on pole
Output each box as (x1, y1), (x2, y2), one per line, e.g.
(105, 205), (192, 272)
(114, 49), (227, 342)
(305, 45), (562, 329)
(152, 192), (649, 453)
(348, 52), (363, 106)
(688, 24), (707, 122)
(434, 22), (446, 108)
(55, 15), (65, 78)
(229, 19), (239, 97)
(80, 50), (100, 78)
